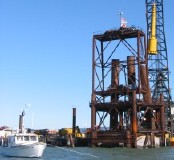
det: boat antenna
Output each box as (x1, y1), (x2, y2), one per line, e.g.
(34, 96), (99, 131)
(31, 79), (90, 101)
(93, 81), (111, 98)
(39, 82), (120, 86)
(118, 11), (123, 27)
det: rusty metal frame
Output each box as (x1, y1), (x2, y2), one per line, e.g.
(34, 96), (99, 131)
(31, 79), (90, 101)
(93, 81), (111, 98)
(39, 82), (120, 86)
(90, 27), (165, 147)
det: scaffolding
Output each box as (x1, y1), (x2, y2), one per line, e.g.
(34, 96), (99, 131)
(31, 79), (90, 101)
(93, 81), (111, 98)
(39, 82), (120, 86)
(90, 27), (165, 147)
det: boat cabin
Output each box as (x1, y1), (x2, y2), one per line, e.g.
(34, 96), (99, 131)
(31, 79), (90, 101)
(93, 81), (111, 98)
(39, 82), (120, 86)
(7, 134), (39, 147)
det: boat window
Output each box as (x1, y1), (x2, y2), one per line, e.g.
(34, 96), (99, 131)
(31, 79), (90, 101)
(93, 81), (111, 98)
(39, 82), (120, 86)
(24, 136), (29, 141)
(17, 136), (23, 141)
(30, 136), (37, 141)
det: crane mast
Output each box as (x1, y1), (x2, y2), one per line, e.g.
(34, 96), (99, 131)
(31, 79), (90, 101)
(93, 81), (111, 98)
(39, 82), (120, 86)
(146, 0), (172, 131)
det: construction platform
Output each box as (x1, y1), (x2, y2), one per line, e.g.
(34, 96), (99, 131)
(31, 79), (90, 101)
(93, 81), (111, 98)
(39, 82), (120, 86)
(90, 27), (167, 148)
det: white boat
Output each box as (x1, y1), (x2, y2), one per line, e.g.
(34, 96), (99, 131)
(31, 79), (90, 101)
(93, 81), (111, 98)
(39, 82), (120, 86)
(0, 132), (46, 158)
(0, 106), (46, 158)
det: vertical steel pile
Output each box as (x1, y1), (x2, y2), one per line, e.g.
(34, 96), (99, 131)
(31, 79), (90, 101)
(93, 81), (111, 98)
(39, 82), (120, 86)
(90, 27), (165, 148)
(72, 108), (76, 138)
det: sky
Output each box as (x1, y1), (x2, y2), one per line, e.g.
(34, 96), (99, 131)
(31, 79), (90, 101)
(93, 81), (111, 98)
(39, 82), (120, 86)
(0, 0), (173, 130)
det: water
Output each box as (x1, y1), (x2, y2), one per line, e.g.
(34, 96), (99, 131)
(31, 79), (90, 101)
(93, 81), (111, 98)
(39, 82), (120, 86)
(0, 146), (174, 160)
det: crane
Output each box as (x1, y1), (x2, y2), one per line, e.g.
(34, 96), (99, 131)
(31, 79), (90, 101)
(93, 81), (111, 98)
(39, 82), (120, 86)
(146, 0), (173, 131)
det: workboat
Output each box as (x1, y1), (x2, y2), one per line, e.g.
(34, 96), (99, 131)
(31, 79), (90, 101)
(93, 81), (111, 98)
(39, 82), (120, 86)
(0, 106), (46, 158)
(0, 132), (46, 158)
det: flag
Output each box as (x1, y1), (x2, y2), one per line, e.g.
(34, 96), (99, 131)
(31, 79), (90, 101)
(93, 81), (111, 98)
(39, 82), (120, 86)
(121, 17), (127, 28)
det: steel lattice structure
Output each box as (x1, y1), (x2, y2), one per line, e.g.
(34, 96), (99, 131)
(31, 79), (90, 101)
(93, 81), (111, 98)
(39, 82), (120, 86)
(90, 27), (166, 147)
(89, 0), (172, 148)
(146, 0), (172, 129)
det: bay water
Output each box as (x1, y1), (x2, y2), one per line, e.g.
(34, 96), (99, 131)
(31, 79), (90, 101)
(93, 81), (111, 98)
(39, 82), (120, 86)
(0, 146), (174, 160)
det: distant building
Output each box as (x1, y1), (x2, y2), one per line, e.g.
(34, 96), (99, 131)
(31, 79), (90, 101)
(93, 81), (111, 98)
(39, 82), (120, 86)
(47, 129), (59, 135)
(0, 126), (13, 138)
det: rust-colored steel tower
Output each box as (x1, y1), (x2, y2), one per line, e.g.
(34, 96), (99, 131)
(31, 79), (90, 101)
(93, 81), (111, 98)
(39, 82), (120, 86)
(90, 27), (165, 147)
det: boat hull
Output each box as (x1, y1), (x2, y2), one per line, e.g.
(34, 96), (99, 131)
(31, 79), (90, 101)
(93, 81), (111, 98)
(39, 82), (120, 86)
(1, 143), (46, 158)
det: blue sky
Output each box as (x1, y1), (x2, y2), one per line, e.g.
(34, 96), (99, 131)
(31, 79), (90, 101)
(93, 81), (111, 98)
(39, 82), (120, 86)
(0, 0), (173, 130)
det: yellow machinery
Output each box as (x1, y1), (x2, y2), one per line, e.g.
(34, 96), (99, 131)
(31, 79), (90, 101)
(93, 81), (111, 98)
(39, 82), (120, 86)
(148, 3), (157, 54)
(59, 128), (84, 138)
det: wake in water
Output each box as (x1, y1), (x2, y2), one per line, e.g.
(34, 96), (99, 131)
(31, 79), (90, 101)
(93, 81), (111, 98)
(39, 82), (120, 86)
(57, 146), (100, 159)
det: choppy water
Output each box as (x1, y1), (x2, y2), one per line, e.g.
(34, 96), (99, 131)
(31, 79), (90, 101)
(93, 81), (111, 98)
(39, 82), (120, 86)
(0, 146), (174, 160)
